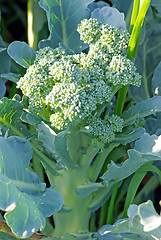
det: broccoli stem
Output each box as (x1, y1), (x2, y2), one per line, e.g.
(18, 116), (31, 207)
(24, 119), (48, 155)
(49, 168), (92, 236)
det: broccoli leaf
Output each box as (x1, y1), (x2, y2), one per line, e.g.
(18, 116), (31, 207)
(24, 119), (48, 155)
(151, 0), (161, 19)
(102, 133), (161, 186)
(0, 48), (11, 74)
(88, 184), (116, 212)
(0, 220), (48, 239)
(39, 0), (93, 52)
(145, 113), (161, 135)
(88, 1), (109, 11)
(110, 0), (133, 26)
(76, 181), (103, 197)
(114, 128), (145, 145)
(38, 122), (78, 170)
(0, 232), (19, 240)
(0, 73), (21, 83)
(95, 200), (161, 240)
(121, 96), (161, 127)
(139, 200), (161, 231)
(0, 136), (64, 238)
(91, 6), (126, 29)
(7, 41), (36, 68)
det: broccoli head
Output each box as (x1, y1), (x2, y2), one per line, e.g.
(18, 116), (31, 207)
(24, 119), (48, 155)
(17, 18), (141, 147)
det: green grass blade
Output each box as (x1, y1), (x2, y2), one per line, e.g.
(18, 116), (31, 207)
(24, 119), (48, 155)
(122, 171), (146, 218)
(129, 0), (140, 34)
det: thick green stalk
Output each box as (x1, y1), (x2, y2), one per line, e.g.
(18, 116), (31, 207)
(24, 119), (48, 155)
(45, 131), (118, 236)
(49, 168), (92, 236)
(44, 131), (96, 236)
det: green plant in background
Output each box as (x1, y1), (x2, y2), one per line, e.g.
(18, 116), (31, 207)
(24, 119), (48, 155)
(1, 0), (161, 240)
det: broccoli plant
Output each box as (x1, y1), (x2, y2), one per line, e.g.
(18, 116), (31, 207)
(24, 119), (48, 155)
(14, 18), (141, 236)
(1, 0), (161, 240)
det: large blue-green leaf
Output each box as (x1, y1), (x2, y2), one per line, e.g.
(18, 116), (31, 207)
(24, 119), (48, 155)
(91, 6), (126, 29)
(38, 122), (78, 170)
(7, 41), (36, 68)
(121, 96), (161, 127)
(39, 0), (93, 52)
(0, 136), (63, 238)
(0, 220), (47, 239)
(95, 200), (161, 240)
(101, 133), (161, 186)
(0, 100), (61, 177)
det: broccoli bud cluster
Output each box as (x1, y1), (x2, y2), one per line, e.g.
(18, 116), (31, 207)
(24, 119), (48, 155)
(17, 18), (141, 147)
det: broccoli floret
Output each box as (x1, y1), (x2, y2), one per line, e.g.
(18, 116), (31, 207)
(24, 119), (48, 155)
(86, 114), (123, 147)
(17, 18), (141, 147)
(77, 18), (102, 44)
(107, 55), (141, 86)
